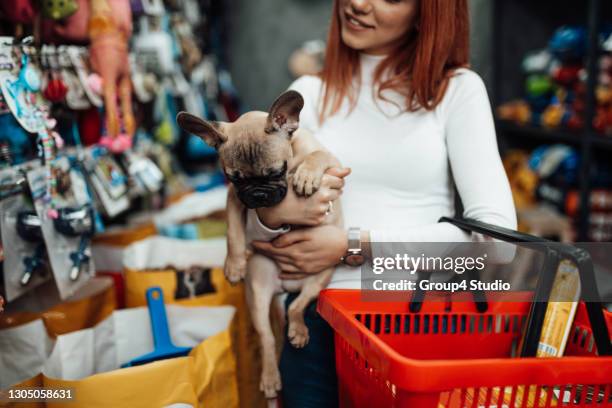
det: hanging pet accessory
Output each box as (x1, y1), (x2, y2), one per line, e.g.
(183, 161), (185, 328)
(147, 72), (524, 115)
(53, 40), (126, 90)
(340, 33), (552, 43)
(42, 46), (68, 103)
(88, 0), (135, 142)
(122, 150), (164, 194)
(25, 152), (94, 299)
(53, 205), (95, 281)
(67, 152), (106, 234)
(57, 46), (91, 110)
(0, 37), (15, 73)
(141, 0), (165, 15)
(0, 172), (28, 200)
(0, 164), (52, 302)
(81, 148), (130, 217)
(66, 46), (103, 107)
(0, 37), (46, 134)
(16, 210), (48, 285)
(133, 14), (175, 76)
(11, 40), (41, 91)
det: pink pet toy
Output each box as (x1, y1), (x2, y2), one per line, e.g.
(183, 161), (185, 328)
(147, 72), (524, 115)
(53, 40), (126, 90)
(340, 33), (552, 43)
(88, 0), (135, 139)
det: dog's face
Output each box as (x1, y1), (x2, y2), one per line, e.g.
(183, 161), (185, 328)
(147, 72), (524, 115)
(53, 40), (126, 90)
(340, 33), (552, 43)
(177, 91), (304, 209)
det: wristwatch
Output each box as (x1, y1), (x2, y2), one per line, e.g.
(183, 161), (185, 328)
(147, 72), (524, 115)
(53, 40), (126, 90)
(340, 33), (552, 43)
(341, 227), (365, 267)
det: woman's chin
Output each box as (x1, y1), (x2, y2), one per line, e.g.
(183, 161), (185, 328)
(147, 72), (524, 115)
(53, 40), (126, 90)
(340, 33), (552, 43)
(340, 30), (373, 51)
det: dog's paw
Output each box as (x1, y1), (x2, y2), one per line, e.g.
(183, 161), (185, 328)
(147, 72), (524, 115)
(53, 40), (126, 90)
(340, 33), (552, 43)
(260, 366), (282, 399)
(223, 255), (247, 284)
(288, 321), (310, 348)
(293, 162), (323, 197)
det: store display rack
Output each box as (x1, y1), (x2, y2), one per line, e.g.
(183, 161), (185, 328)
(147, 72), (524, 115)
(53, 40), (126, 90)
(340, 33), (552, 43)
(491, 0), (612, 241)
(495, 120), (612, 150)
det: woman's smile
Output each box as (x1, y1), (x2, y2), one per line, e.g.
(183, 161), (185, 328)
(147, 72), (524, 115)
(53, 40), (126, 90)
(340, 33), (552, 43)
(339, 0), (418, 56)
(343, 10), (375, 32)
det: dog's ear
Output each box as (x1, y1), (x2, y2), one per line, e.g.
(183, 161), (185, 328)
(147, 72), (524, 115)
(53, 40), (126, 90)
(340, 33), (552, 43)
(265, 90), (304, 136)
(177, 112), (227, 149)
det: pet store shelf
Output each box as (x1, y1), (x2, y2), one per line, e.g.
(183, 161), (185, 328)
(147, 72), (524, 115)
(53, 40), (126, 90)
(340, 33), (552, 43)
(496, 120), (612, 151)
(495, 119), (582, 147)
(492, 0), (610, 241)
(591, 134), (612, 149)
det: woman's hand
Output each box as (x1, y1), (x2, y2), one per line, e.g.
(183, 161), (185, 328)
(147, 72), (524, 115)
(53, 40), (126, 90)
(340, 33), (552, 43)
(256, 167), (351, 228)
(251, 225), (348, 279)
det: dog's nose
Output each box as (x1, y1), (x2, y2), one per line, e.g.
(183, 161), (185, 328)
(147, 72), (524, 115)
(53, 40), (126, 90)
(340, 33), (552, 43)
(252, 191), (267, 200)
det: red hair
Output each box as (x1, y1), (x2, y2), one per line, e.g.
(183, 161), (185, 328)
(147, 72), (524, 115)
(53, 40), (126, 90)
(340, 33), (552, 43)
(319, 0), (470, 120)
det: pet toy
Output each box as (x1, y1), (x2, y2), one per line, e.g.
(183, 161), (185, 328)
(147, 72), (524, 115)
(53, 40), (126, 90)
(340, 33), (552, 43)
(88, 0), (135, 141)
(549, 26), (587, 62)
(503, 150), (539, 209)
(43, 0), (90, 43)
(496, 100), (531, 125)
(41, 0), (79, 20)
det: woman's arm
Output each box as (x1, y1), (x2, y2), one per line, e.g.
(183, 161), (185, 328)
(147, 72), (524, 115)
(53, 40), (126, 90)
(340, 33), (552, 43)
(254, 167), (349, 229)
(369, 70), (517, 245)
(255, 128), (347, 229)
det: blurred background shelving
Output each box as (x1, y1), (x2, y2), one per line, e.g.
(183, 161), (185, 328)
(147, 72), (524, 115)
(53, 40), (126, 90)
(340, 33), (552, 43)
(491, 0), (612, 242)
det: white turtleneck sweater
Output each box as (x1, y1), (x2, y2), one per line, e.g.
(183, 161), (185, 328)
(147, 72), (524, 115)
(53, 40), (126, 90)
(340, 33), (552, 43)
(249, 54), (516, 289)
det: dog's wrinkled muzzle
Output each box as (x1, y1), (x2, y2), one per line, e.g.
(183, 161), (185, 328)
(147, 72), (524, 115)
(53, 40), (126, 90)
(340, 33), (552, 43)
(237, 183), (287, 209)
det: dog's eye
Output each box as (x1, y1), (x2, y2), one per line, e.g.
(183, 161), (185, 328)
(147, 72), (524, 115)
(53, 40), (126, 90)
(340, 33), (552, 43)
(225, 171), (244, 184)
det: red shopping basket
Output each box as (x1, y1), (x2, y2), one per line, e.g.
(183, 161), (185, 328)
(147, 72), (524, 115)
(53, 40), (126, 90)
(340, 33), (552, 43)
(318, 218), (612, 407)
(318, 290), (612, 407)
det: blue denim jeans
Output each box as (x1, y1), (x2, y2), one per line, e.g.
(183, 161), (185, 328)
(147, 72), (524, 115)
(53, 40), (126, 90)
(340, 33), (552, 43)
(279, 294), (338, 408)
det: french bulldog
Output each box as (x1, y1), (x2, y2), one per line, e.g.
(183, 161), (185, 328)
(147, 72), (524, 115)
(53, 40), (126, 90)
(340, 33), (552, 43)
(176, 90), (342, 399)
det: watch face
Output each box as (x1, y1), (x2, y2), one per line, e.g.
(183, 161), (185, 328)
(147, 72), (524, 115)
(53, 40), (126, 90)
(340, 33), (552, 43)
(344, 254), (365, 267)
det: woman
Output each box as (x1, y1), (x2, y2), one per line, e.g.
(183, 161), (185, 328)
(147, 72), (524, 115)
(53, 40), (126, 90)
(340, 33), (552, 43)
(251, 0), (516, 406)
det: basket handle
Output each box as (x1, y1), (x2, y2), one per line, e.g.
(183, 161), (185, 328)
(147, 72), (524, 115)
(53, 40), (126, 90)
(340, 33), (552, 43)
(439, 217), (611, 357)
(409, 217), (557, 319)
(439, 216), (549, 243)
(409, 269), (489, 313)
